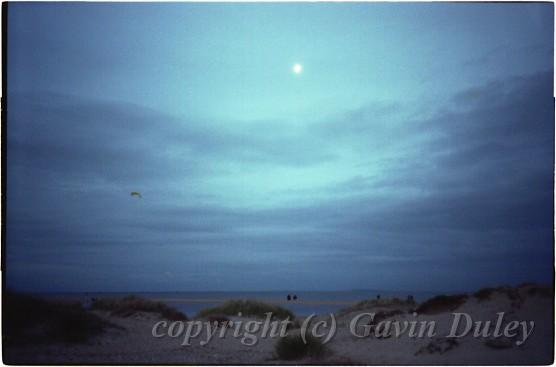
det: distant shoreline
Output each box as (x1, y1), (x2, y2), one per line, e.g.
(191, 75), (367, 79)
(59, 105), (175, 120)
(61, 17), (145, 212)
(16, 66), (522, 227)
(155, 298), (358, 306)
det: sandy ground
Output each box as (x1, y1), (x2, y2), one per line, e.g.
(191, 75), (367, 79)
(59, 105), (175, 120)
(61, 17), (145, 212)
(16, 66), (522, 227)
(4, 284), (553, 365)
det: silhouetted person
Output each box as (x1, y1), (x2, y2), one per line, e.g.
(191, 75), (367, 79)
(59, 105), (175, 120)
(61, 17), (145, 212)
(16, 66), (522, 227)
(287, 294), (291, 301)
(293, 294), (297, 301)
(407, 295), (414, 303)
(376, 294), (381, 300)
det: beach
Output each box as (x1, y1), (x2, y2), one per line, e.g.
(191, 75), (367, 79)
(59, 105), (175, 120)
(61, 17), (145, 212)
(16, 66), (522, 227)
(4, 283), (553, 365)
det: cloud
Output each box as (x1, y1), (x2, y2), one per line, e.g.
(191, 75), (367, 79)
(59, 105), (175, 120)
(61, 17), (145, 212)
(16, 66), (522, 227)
(6, 70), (554, 291)
(8, 92), (335, 185)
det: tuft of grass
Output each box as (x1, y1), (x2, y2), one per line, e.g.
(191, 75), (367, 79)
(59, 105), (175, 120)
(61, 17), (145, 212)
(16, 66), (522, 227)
(196, 299), (294, 320)
(524, 284), (552, 298)
(3, 290), (114, 345)
(527, 286), (554, 298)
(473, 286), (516, 301)
(274, 333), (327, 360)
(415, 294), (468, 315)
(474, 286), (532, 303)
(473, 287), (497, 301)
(92, 295), (188, 321)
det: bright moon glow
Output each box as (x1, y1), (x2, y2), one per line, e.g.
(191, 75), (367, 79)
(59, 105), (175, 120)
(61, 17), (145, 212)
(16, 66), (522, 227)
(293, 63), (303, 74)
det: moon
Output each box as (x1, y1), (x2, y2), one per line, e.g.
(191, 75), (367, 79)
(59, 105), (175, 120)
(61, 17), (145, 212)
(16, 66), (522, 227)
(292, 63), (303, 74)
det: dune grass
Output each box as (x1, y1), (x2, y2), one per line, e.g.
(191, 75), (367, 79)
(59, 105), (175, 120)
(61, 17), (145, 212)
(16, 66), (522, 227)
(196, 299), (294, 320)
(473, 287), (498, 301)
(274, 333), (327, 360)
(4, 290), (114, 344)
(415, 294), (468, 315)
(473, 284), (551, 305)
(524, 284), (552, 297)
(92, 295), (188, 321)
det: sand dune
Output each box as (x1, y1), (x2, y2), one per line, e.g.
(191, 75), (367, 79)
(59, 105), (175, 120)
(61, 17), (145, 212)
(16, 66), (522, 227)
(4, 284), (553, 365)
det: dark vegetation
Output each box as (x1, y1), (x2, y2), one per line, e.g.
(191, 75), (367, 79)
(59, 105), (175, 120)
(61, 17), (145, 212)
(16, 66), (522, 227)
(420, 284), (550, 314)
(473, 286), (521, 302)
(3, 290), (115, 345)
(196, 299), (294, 320)
(415, 294), (468, 315)
(474, 284), (552, 302)
(274, 333), (327, 360)
(523, 284), (552, 298)
(473, 287), (499, 301)
(91, 295), (188, 321)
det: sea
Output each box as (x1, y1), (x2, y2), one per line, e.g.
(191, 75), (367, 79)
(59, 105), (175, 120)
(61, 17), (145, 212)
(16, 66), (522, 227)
(42, 290), (441, 317)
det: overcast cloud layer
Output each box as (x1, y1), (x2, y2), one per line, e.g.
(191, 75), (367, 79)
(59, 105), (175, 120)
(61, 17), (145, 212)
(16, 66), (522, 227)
(6, 3), (554, 292)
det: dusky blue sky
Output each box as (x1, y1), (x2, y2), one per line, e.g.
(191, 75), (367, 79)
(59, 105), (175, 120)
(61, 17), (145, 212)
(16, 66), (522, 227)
(6, 2), (554, 292)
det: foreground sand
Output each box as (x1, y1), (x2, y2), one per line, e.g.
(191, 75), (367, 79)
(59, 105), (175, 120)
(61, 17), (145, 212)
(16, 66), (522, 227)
(4, 284), (553, 365)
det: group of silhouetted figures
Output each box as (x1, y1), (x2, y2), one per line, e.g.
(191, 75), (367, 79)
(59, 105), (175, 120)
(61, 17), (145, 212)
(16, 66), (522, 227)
(286, 294), (298, 301)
